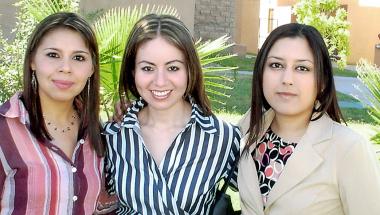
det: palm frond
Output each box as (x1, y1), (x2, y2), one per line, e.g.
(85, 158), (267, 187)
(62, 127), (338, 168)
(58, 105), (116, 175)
(22, 0), (79, 21)
(196, 35), (237, 109)
(357, 59), (380, 144)
(94, 4), (179, 116)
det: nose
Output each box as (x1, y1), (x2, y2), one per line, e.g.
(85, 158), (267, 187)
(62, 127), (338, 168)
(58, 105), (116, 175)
(59, 58), (71, 73)
(154, 68), (167, 86)
(281, 67), (293, 85)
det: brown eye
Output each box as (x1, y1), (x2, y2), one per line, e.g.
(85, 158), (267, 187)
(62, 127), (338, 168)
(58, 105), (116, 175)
(269, 63), (283, 69)
(168, 66), (179, 72)
(46, 52), (59, 58)
(141, 66), (153, 72)
(73, 55), (85, 61)
(296, 66), (310, 72)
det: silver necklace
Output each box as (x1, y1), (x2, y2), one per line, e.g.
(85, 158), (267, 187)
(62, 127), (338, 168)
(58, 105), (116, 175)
(44, 113), (77, 133)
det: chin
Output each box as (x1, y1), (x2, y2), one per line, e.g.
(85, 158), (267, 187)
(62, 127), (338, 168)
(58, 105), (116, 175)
(50, 94), (77, 103)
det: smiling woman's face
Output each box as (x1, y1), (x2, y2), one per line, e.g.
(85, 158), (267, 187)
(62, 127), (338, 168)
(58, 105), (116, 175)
(31, 27), (93, 104)
(134, 36), (188, 112)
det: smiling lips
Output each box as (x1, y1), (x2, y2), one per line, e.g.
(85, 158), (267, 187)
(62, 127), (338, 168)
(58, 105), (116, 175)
(151, 90), (171, 99)
(53, 80), (74, 89)
(277, 91), (297, 99)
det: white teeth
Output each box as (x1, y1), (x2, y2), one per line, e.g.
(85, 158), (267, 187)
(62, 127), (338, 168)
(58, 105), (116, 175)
(151, 90), (170, 97)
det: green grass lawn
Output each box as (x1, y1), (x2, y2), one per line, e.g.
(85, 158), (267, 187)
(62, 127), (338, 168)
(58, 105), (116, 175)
(218, 54), (358, 77)
(337, 91), (360, 102)
(218, 54), (255, 71)
(334, 68), (357, 77)
(211, 74), (375, 124)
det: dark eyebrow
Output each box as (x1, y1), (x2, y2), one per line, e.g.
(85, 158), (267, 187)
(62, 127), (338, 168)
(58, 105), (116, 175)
(43, 48), (90, 55)
(165, 60), (185, 65)
(267, 56), (313, 63)
(137, 59), (185, 65)
(137, 60), (155, 66)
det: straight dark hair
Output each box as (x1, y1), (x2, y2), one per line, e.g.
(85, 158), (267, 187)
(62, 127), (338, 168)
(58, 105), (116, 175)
(119, 14), (212, 115)
(245, 23), (345, 152)
(22, 12), (104, 156)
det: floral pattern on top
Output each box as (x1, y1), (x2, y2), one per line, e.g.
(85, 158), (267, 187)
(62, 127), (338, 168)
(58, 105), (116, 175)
(251, 128), (298, 205)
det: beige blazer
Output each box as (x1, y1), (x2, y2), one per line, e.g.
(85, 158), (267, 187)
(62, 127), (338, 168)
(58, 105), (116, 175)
(238, 109), (380, 215)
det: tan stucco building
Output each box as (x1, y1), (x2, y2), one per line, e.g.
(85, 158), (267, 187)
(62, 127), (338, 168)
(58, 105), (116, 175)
(234, 0), (380, 65)
(1, 0), (380, 66)
(80, 0), (195, 33)
(0, 0), (195, 39)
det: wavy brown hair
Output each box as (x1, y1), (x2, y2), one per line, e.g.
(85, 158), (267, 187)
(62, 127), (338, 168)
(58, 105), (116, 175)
(22, 12), (104, 156)
(245, 23), (344, 152)
(119, 14), (211, 115)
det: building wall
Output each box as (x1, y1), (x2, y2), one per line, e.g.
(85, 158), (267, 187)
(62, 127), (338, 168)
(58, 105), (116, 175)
(194, 0), (235, 41)
(340, 0), (380, 65)
(235, 0), (260, 54)
(276, 0), (380, 65)
(80, 0), (195, 33)
(0, 0), (17, 40)
(0, 0), (195, 39)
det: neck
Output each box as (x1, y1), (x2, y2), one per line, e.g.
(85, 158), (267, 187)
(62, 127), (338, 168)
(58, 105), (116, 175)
(139, 100), (191, 128)
(40, 97), (76, 123)
(271, 111), (312, 143)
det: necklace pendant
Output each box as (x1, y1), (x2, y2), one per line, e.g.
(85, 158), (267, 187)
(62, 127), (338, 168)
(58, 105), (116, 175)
(44, 112), (77, 134)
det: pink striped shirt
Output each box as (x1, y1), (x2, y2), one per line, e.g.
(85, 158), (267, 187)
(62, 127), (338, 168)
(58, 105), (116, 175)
(0, 93), (104, 215)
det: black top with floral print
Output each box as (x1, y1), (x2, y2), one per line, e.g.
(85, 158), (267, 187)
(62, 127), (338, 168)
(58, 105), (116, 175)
(251, 128), (298, 205)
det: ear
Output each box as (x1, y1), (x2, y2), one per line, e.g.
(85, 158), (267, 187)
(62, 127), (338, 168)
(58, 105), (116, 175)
(30, 61), (36, 71)
(90, 66), (95, 77)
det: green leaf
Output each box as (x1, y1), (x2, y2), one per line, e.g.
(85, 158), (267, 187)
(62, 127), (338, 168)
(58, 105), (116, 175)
(357, 59), (380, 144)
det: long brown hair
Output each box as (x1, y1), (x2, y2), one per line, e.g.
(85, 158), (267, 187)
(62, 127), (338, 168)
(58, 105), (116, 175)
(23, 12), (104, 156)
(119, 14), (212, 115)
(245, 23), (344, 152)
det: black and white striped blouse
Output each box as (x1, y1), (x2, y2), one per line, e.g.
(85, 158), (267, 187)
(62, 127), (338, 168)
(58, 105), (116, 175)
(103, 98), (241, 215)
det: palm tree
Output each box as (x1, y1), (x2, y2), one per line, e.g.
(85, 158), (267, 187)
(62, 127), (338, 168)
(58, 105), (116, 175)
(357, 59), (380, 145)
(1, 0), (237, 118)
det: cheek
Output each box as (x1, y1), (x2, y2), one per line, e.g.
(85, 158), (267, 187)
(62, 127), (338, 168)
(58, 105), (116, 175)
(301, 76), (318, 103)
(262, 72), (274, 96)
(179, 74), (188, 88)
(170, 70), (188, 88)
(77, 62), (93, 74)
(134, 72), (147, 90)
(33, 59), (51, 72)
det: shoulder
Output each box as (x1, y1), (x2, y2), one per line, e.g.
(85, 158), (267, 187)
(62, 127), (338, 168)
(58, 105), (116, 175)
(102, 121), (121, 136)
(330, 121), (367, 148)
(209, 114), (241, 138)
(0, 92), (22, 119)
(326, 120), (377, 164)
(191, 103), (240, 138)
(308, 114), (367, 150)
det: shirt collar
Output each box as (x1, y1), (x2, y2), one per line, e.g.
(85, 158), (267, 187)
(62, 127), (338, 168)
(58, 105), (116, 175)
(0, 92), (29, 125)
(120, 97), (217, 134)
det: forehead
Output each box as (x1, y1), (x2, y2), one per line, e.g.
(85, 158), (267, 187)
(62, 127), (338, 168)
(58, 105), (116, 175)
(136, 36), (185, 61)
(268, 36), (314, 61)
(37, 27), (89, 50)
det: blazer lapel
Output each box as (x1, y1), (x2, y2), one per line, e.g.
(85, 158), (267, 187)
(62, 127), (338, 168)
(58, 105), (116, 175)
(239, 139), (265, 214)
(242, 110), (274, 213)
(264, 114), (333, 209)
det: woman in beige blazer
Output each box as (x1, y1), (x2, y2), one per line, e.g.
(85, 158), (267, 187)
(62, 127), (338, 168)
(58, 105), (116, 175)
(238, 23), (380, 215)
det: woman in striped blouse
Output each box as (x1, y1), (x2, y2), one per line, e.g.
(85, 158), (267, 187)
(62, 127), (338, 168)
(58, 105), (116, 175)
(103, 14), (241, 214)
(0, 12), (104, 214)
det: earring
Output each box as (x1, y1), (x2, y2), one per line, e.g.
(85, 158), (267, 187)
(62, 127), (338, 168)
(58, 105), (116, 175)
(314, 100), (321, 112)
(87, 77), (91, 98)
(31, 70), (37, 93)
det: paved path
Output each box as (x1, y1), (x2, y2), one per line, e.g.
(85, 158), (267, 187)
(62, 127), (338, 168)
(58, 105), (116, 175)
(333, 76), (374, 108)
(235, 71), (375, 109)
